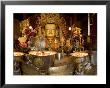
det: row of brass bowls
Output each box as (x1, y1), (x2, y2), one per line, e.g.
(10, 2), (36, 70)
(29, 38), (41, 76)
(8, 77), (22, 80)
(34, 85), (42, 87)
(14, 51), (89, 64)
(14, 51), (57, 64)
(14, 51), (73, 75)
(14, 51), (57, 75)
(14, 51), (96, 75)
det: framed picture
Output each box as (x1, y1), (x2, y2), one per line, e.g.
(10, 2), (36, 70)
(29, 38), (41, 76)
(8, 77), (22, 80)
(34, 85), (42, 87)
(0, 0), (109, 87)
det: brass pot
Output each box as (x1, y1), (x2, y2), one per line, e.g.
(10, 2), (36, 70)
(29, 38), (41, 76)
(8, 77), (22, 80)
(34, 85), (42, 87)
(27, 51), (57, 74)
(70, 52), (88, 63)
(70, 52), (89, 75)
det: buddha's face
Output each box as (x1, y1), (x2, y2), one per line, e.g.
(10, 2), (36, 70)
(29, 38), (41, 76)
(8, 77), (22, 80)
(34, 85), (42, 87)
(46, 29), (55, 36)
(45, 24), (56, 37)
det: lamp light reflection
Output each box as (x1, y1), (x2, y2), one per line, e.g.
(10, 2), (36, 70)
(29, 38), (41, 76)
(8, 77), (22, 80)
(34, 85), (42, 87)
(69, 27), (71, 30)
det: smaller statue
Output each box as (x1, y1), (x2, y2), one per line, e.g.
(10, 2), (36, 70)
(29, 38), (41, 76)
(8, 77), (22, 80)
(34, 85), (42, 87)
(71, 26), (85, 52)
